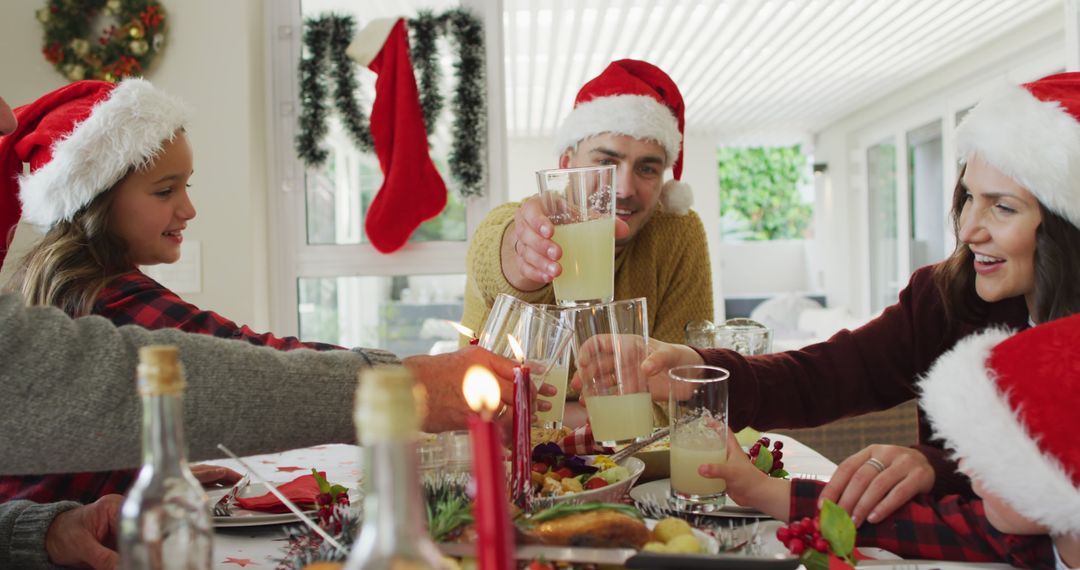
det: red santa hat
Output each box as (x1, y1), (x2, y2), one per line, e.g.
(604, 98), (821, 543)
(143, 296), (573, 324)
(553, 59), (693, 215)
(0, 78), (188, 267)
(956, 72), (1080, 228)
(919, 316), (1080, 535)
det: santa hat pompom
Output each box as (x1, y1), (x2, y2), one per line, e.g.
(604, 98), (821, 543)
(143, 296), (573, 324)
(661, 179), (693, 215)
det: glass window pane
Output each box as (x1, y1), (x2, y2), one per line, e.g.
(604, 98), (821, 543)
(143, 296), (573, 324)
(907, 120), (946, 270)
(300, 0), (466, 246)
(297, 274), (467, 357)
(867, 139), (898, 314)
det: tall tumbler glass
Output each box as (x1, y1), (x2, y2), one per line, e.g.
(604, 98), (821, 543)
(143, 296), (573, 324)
(478, 295), (574, 415)
(569, 297), (653, 446)
(536, 165), (617, 307)
(531, 304), (573, 429)
(668, 365), (730, 513)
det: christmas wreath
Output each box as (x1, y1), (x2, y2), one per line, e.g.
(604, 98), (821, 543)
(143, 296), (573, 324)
(295, 9), (487, 198)
(37, 0), (167, 83)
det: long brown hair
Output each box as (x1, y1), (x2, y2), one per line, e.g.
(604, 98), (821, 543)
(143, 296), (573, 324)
(6, 188), (132, 317)
(934, 167), (1080, 325)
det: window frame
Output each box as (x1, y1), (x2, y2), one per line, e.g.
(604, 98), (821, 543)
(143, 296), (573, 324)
(263, 0), (508, 336)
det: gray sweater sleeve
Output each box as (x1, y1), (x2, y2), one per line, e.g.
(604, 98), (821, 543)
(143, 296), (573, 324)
(0, 500), (80, 570)
(0, 292), (400, 475)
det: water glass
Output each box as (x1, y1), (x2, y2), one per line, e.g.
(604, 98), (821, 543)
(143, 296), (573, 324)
(531, 304), (573, 429)
(668, 365), (730, 513)
(478, 294), (574, 386)
(569, 297), (653, 446)
(536, 165), (617, 307)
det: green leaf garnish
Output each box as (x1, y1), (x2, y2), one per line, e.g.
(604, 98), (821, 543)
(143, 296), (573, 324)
(801, 549), (830, 570)
(311, 468), (330, 494)
(753, 448), (774, 473)
(819, 499), (855, 558)
(522, 502), (642, 526)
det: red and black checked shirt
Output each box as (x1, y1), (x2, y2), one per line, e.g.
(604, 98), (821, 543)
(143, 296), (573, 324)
(0, 270), (343, 504)
(791, 479), (1055, 569)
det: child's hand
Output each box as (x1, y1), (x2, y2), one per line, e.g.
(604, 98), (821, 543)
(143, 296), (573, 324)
(697, 427), (768, 507)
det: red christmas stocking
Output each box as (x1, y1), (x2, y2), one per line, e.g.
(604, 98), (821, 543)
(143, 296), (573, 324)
(364, 19), (447, 253)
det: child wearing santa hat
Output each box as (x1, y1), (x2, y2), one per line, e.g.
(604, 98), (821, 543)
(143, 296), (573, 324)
(698, 310), (1080, 568)
(0, 79), (343, 504)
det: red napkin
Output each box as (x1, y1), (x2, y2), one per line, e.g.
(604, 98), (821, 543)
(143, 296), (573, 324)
(560, 425), (613, 455)
(234, 472), (324, 513)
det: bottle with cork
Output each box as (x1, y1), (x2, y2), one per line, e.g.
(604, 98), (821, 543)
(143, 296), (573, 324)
(119, 345), (212, 570)
(344, 366), (445, 570)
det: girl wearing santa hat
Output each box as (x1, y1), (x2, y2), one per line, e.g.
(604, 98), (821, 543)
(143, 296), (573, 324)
(696, 312), (1080, 569)
(586, 71), (1080, 530)
(0, 79), (344, 504)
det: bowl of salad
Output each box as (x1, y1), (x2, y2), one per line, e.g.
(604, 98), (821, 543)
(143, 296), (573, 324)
(529, 443), (645, 509)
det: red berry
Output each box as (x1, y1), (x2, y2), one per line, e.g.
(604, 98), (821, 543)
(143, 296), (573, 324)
(789, 538), (805, 555)
(812, 519), (821, 532)
(750, 443), (761, 454)
(773, 460), (784, 470)
(776, 527), (791, 543)
(760, 437), (771, 447)
(584, 477), (608, 490)
(532, 462), (549, 473)
(814, 538), (829, 553)
(316, 493), (332, 506)
(790, 520), (804, 535)
(801, 517), (813, 528)
(336, 493), (350, 505)
(774, 441), (784, 450)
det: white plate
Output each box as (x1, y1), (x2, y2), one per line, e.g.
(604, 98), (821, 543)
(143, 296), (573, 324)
(629, 479), (766, 519)
(207, 482), (358, 528)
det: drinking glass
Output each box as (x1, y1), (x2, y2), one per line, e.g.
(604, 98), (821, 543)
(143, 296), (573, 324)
(478, 295), (574, 417)
(536, 165), (617, 307)
(668, 365), (730, 513)
(531, 304), (573, 429)
(685, 318), (772, 355)
(569, 297), (653, 446)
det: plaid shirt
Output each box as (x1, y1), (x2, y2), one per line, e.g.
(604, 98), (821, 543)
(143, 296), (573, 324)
(790, 479), (1055, 569)
(0, 270), (342, 504)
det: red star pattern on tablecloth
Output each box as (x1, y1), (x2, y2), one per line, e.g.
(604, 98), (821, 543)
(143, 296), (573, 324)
(275, 466), (305, 473)
(222, 557), (256, 567)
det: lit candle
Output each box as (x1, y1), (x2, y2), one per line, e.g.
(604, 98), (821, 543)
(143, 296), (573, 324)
(463, 366), (514, 570)
(507, 335), (532, 511)
(449, 321), (480, 345)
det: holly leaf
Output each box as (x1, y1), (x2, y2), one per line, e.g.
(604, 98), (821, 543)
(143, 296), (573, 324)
(311, 468), (331, 495)
(771, 468), (790, 479)
(753, 449), (774, 473)
(819, 499), (855, 558)
(801, 549), (830, 570)
(330, 484), (348, 499)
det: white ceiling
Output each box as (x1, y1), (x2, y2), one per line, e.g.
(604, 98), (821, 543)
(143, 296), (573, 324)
(502, 0), (1062, 140)
(307, 0), (1064, 142)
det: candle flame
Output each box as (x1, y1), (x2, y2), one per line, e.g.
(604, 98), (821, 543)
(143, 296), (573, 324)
(507, 334), (525, 363)
(448, 321), (475, 339)
(463, 366), (501, 412)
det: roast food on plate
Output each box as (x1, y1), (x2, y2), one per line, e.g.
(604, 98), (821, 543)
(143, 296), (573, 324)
(526, 508), (651, 549)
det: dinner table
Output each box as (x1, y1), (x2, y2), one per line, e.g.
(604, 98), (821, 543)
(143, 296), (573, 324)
(204, 432), (837, 569)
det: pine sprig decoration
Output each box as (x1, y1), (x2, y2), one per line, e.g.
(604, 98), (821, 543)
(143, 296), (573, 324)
(328, 15), (374, 153)
(409, 10), (444, 137)
(445, 8), (487, 198)
(295, 16), (333, 166)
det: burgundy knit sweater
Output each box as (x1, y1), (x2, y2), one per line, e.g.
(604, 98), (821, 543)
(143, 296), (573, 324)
(700, 265), (1029, 497)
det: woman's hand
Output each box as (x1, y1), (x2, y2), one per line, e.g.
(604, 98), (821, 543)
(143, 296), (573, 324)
(819, 444), (934, 526)
(191, 464), (243, 487)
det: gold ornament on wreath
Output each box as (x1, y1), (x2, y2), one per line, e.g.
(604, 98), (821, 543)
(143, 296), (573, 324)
(37, 0), (166, 83)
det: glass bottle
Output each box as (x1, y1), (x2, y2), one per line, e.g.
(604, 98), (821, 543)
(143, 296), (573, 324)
(119, 345), (212, 570)
(345, 366), (445, 570)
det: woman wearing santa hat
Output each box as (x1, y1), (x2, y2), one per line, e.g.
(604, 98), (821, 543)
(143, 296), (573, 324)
(589, 71), (1080, 528)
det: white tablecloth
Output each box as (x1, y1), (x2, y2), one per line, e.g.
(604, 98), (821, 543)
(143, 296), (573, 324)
(205, 434), (834, 569)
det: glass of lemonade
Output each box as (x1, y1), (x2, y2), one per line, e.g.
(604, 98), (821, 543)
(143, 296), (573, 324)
(569, 297), (653, 446)
(668, 365), (730, 513)
(532, 304), (573, 429)
(478, 295), (574, 419)
(535, 165), (617, 307)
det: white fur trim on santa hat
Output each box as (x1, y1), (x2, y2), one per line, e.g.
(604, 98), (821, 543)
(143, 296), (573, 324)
(18, 78), (189, 232)
(919, 328), (1080, 535)
(554, 95), (681, 166)
(661, 179), (693, 215)
(346, 17), (398, 67)
(956, 81), (1080, 229)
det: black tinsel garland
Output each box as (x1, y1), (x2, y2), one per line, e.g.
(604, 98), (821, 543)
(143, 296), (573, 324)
(294, 10), (487, 198)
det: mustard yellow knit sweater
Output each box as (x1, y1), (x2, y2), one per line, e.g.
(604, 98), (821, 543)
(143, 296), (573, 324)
(462, 202), (714, 343)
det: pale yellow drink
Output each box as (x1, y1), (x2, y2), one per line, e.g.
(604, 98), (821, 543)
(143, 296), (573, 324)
(552, 217), (615, 304)
(586, 392), (653, 442)
(670, 444), (727, 496)
(535, 366), (569, 427)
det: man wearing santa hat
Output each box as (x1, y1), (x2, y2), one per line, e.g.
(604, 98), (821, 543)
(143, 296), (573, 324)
(461, 59), (713, 346)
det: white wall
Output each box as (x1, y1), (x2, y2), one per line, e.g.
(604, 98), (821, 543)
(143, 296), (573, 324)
(0, 0), (271, 329)
(812, 8), (1065, 317)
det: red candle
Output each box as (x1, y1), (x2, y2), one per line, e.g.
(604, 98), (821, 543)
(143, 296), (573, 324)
(463, 367), (514, 570)
(510, 363), (532, 511)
